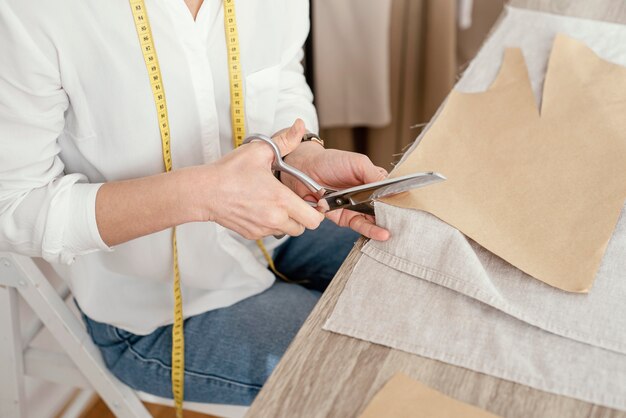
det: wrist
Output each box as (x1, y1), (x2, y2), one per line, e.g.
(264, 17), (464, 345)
(176, 165), (215, 223)
(285, 139), (325, 163)
(283, 141), (324, 180)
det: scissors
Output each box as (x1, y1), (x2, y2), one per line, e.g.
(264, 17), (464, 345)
(243, 134), (446, 216)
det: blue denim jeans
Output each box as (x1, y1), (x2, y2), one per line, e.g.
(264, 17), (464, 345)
(81, 220), (358, 405)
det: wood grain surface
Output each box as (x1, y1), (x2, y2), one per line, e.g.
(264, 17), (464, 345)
(247, 2), (626, 417)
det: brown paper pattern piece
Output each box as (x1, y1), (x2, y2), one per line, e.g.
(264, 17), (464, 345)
(359, 373), (502, 418)
(384, 34), (626, 292)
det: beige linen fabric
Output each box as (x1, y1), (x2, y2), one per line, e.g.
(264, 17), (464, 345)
(324, 7), (626, 410)
(324, 250), (626, 411)
(365, 204), (626, 354)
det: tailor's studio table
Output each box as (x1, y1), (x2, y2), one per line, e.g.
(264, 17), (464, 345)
(246, 1), (626, 417)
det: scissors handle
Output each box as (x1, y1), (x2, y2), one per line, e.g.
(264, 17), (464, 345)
(243, 134), (326, 195)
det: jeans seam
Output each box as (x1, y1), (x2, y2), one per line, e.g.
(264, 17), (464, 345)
(118, 339), (262, 391)
(111, 325), (126, 341)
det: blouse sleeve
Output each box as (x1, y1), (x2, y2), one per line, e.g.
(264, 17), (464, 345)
(271, 0), (319, 135)
(0, 4), (110, 264)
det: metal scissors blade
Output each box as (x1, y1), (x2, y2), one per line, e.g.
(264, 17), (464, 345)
(321, 172), (446, 215)
(242, 133), (446, 217)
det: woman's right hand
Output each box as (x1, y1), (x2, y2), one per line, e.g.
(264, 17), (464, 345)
(190, 122), (325, 240)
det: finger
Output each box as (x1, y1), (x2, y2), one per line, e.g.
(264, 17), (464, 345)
(251, 221), (295, 240)
(273, 119), (307, 157)
(229, 221), (268, 241)
(279, 218), (306, 237)
(316, 198), (330, 213)
(359, 162), (388, 184)
(346, 212), (390, 241)
(285, 192), (325, 229)
(326, 209), (390, 241)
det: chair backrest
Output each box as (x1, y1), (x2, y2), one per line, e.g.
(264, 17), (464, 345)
(0, 252), (249, 418)
(0, 251), (152, 418)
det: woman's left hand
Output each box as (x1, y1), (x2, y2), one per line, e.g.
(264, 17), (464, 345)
(275, 119), (390, 241)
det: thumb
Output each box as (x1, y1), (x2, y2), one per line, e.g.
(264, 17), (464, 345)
(363, 165), (388, 184)
(273, 119), (307, 157)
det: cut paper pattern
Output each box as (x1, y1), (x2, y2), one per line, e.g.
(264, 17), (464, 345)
(385, 34), (626, 292)
(359, 373), (502, 418)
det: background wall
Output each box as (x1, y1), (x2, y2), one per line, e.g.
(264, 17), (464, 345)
(309, 0), (505, 169)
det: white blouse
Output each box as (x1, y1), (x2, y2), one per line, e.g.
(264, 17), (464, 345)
(0, 0), (317, 334)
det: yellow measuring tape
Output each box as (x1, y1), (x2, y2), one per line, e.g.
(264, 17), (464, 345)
(224, 0), (245, 148)
(129, 1), (290, 416)
(222, 0), (291, 282)
(128, 0), (184, 416)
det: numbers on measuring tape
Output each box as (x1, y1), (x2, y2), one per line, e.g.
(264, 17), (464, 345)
(128, 2), (288, 416)
(128, 0), (184, 416)
(224, 0), (245, 147)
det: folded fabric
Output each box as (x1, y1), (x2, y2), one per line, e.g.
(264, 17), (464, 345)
(364, 204), (626, 356)
(324, 251), (626, 411)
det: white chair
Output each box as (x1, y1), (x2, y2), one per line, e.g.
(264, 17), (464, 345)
(0, 252), (249, 418)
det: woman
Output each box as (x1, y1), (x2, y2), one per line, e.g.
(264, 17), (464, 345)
(0, 0), (389, 406)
